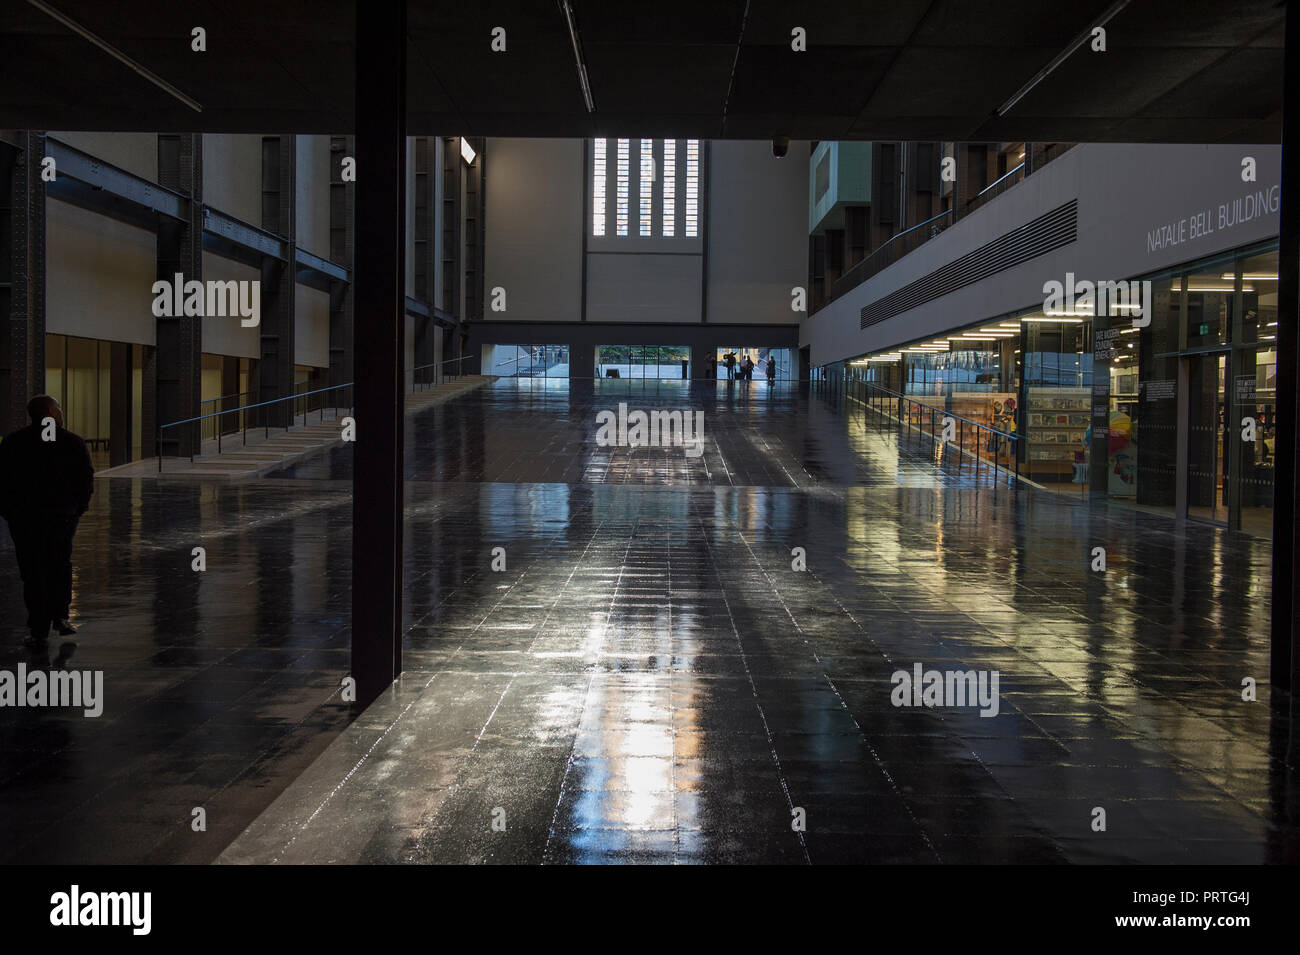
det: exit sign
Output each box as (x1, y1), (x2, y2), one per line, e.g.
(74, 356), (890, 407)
(1199, 323), (1210, 335)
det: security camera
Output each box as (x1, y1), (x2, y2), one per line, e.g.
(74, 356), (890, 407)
(772, 135), (789, 158)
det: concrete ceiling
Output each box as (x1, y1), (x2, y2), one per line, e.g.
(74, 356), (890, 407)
(0, 0), (1286, 141)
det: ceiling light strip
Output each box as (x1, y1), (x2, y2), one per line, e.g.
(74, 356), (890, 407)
(27, 0), (203, 113)
(996, 0), (1131, 117)
(559, 0), (595, 113)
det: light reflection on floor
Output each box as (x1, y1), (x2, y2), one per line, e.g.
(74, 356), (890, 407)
(1, 379), (1291, 864)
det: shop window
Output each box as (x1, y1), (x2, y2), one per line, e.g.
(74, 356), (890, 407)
(1023, 319), (1091, 486)
(1234, 249), (1277, 537)
(1238, 250), (1279, 348)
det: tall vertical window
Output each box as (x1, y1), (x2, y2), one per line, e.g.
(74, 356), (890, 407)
(639, 139), (654, 237)
(616, 139), (630, 236)
(592, 138), (606, 236)
(593, 138), (698, 239)
(685, 139), (699, 237)
(662, 140), (676, 237)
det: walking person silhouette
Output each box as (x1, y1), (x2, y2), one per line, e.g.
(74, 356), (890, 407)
(0, 396), (94, 646)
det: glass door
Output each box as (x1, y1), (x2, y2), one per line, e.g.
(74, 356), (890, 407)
(1185, 351), (1229, 525)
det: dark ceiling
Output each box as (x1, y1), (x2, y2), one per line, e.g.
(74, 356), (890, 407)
(0, 0), (1287, 141)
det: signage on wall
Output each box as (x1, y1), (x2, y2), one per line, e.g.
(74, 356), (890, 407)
(1235, 375), (1257, 406)
(1093, 326), (1122, 361)
(1146, 184), (1280, 255)
(1141, 379), (1177, 401)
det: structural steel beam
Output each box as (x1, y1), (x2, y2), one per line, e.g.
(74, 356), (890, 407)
(202, 206), (287, 262)
(45, 136), (187, 223)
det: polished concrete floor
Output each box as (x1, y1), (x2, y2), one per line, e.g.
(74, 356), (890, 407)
(2, 379), (1295, 863)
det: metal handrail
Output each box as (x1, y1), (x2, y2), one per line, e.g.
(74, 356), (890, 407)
(156, 382), (355, 472)
(199, 389), (253, 408)
(864, 383), (1019, 440)
(976, 161), (1026, 198)
(818, 378), (1020, 487)
(412, 355), (471, 389)
(194, 389), (255, 443)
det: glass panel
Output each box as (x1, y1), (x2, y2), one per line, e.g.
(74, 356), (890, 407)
(65, 335), (98, 442)
(660, 345), (689, 379)
(1235, 250), (1277, 537)
(1106, 277), (1170, 501)
(591, 138), (606, 236)
(1238, 250), (1279, 347)
(1186, 352), (1228, 524)
(132, 344), (144, 461)
(1022, 318), (1091, 487)
(685, 140), (699, 236)
(639, 139), (653, 237)
(616, 139), (630, 236)
(1135, 277), (1181, 512)
(662, 140), (676, 237)
(1235, 342), (1276, 537)
(99, 340), (112, 448)
(45, 333), (66, 409)
(1185, 263), (1233, 348)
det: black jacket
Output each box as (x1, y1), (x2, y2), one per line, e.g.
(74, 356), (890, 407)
(0, 424), (95, 522)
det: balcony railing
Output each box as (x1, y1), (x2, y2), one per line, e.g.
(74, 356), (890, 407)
(821, 160), (1029, 309)
(829, 208), (953, 303)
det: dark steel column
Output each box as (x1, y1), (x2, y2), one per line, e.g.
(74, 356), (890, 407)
(351, 0), (407, 707)
(0, 133), (46, 434)
(1273, 4), (1300, 695)
(259, 136), (296, 426)
(329, 135), (356, 390)
(155, 133), (202, 456)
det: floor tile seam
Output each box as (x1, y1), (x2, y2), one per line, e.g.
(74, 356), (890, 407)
(540, 513), (639, 863)
(696, 513), (810, 864)
(268, 668), (453, 863)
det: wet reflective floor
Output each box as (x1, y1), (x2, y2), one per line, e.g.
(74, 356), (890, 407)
(3, 379), (1295, 863)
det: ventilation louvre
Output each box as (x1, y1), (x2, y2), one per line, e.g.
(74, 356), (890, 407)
(860, 200), (1078, 330)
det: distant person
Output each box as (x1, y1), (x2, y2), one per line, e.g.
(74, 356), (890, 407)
(706, 353), (718, 380)
(766, 356), (776, 383)
(0, 396), (94, 645)
(742, 356), (755, 381)
(725, 352), (737, 380)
